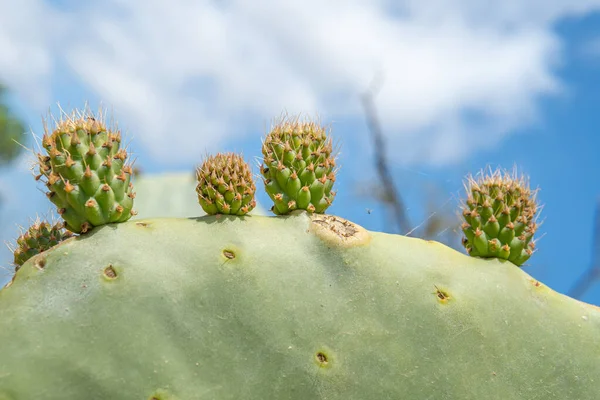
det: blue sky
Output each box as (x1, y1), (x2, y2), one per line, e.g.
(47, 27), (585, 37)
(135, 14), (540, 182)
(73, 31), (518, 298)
(1, 1), (600, 305)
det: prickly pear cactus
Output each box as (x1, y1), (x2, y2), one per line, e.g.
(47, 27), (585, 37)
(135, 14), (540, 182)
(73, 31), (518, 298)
(461, 168), (538, 266)
(196, 152), (257, 215)
(10, 218), (74, 270)
(131, 171), (268, 219)
(35, 108), (136, 233)
(131, 171), (201, 219)
(260, 116), (337, 215)
(0, 213), (598, 399)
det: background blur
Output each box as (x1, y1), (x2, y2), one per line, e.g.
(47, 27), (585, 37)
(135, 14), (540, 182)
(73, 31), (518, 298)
(1, 0), (599, 304)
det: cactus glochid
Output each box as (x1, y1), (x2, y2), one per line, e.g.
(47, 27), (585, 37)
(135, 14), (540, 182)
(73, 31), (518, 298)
(260, 115), (338, 215)
(35, 108), (137, 233)
(10, 218), (74, 270)
(195, 152), (257, 216)
(460, 167), (539, 266)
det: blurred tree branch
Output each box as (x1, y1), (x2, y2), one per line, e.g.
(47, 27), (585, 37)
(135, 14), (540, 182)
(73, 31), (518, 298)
(569, 199), (600, 299)
(359, 75), (461, 249)
(360, 76), (411, 234)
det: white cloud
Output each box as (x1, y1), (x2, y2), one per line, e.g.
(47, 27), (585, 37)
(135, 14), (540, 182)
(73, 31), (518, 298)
(1, 0), (600, 166)
(0, 0), (65, 108)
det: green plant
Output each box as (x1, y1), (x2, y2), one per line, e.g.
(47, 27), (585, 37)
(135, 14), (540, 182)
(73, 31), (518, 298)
(35, 108), (137, 233)
(260, 115), (337, 215)
(130, 171), (268, 219)
(9, 217), (74, 270)
(131, 171), (204, 219)
(196, 152), (257, 215)
(460, 168), (538, 266)
(0, 108), (598, 399)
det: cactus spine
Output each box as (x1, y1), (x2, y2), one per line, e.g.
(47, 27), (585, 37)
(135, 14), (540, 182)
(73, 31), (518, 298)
(11, 218), (74, 270)
(260, 116), (338, 215)
(1, 103), (598, 400)
(460, 168), (539, 266)
(195, 152), (257, 215)
(35, 108), (136, 233)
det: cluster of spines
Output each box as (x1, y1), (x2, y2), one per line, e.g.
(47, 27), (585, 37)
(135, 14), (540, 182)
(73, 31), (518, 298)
(34, 108), (136, 233)
(460, 167), (539, 266)
(195, 152), (256, 216)
(14, 102), (548, 273)
(11, 218), (74, 270)
(260, 115), (338, 215)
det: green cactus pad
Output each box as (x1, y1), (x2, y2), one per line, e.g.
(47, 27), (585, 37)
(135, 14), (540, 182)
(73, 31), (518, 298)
(461, 168), (539, 266)
(196, 152), (257, 215)
(260, 116), (337, 214)
(11, 218), (74, 269)
(1, 213), (598, 399)
(35, 108), (137, 233)
(131, 172), (268, 219)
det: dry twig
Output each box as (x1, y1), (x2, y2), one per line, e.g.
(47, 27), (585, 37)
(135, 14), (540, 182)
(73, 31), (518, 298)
(569, 200), (600, 299)
(360, 76), (411, 234)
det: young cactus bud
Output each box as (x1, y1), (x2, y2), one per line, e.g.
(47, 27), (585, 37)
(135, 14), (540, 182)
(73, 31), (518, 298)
(11, 218), (74, 270)
(196, 152), (256, 216)
(460, 167), (539, 267)
(260, 115), (338, 215)
(34, 107), (137, 233)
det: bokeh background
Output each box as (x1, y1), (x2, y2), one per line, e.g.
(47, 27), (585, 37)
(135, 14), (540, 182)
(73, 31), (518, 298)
(1, 0), (599, 304)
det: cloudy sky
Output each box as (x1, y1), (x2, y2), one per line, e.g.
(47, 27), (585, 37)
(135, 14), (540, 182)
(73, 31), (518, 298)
(1, 0), (600, 304)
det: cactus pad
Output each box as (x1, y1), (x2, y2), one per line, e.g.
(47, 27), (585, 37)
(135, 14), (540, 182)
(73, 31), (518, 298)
(0, 213), (598, 399)
(260, 116), (337, 214)
(11, 218), (74, 270)
(35, 109), (136, 233)
(460, 168), (539, 266)
(196, 152), (257, 215)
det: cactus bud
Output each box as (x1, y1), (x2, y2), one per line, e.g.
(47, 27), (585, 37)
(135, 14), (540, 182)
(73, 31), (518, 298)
(35, 108), (136, 233)
(11, 218), (74, 270)
(196, 152), (256, 216)
(461, 167), (539, 266)
(261, 115), (338, 215)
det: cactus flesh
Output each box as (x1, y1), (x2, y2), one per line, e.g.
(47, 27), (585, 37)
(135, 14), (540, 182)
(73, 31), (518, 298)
(0, 213), (598, 399)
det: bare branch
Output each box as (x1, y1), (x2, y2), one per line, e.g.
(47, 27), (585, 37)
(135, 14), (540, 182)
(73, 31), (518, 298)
(569, 267), (600, 299)
(360, 76), (411, 234)
(569, 199), (600, 299)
